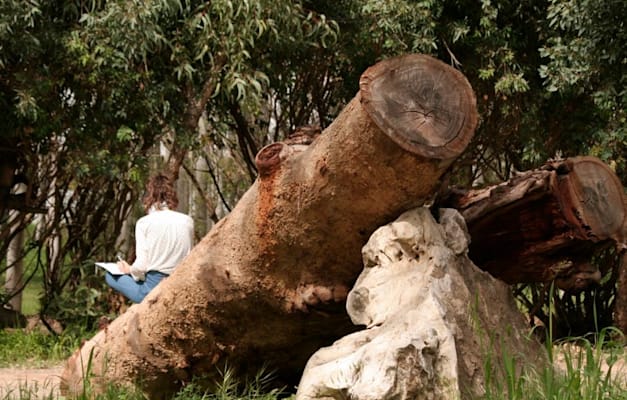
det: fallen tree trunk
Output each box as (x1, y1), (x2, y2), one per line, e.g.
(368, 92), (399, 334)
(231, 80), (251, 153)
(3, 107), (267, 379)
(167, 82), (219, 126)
(62, 54), (478, 397)
(440, 156), (627, 291)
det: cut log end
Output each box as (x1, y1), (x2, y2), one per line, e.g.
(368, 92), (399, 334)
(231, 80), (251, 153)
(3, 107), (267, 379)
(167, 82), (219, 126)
(359, 54), (477, 160)
(558, 156), (626, 243)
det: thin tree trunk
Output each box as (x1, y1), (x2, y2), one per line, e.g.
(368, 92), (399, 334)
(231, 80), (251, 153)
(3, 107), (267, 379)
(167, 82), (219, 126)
(192, 155), (210, 237)
(43, 143), (62, 300)
(5, 210), (24, 312)
(176, 169), (190, 214)
(62, 54), (478, 398)
(114, 192), (133, 258)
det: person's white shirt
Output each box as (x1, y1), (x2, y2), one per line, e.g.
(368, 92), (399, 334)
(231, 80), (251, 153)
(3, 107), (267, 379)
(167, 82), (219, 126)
(130, 206), (194, 281)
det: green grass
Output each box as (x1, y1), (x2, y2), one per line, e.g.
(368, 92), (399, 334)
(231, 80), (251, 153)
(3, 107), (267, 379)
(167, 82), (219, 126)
(1, 381), (60, 400)
(169, 367), (293, 400)
(20, 277), (42, 316)
(0, 328), (293, 399)
(0, 329), (84, 368)
(0, 327), (625, 399)
(480, 328), (627, 400)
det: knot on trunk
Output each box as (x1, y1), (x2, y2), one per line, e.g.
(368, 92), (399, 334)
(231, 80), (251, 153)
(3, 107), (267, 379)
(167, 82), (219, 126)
(255, 143), (288, 177)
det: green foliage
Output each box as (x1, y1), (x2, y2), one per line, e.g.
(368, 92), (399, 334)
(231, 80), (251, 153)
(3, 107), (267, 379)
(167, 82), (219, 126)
(70, 0), (339, 138)
(3, 0), (625, 184)
(44, 275), (111, 333)
(539, 0), (627, 180)
(357, 0), (440, 53)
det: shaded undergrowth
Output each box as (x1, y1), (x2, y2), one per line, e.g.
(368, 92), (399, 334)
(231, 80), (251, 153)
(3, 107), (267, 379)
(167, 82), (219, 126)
(0, 326), (625, 399)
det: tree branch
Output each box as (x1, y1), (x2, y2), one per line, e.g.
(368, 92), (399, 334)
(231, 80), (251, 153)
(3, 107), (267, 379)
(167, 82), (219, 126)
(181, 160), (218, 223)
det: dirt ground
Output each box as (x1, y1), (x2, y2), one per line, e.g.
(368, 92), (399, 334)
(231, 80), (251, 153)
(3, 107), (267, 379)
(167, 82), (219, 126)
(0, 365), (64, 399)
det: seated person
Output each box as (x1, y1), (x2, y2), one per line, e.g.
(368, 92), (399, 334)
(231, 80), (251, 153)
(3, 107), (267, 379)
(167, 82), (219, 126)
(106, 173), (194, 303)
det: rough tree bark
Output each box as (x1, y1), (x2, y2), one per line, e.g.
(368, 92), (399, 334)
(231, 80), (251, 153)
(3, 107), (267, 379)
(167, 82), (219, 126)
(61, 54), (478, 397)
(440, 156), (627, 292)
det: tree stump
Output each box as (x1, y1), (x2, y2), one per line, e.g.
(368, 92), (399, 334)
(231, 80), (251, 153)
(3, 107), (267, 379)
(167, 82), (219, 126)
(61, 54), (478, 398)
(297, 208), (547, 400)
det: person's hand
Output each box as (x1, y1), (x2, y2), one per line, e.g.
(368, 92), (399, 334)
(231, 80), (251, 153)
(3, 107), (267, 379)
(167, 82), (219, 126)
(117, 260), (131, 274)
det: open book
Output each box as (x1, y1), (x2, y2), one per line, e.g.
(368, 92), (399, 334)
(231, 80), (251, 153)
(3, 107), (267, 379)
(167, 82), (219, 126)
(95, 262), (125, 275)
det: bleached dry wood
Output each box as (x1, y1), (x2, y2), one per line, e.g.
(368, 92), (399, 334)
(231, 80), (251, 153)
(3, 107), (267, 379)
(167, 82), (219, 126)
(297, 208), (546, 400)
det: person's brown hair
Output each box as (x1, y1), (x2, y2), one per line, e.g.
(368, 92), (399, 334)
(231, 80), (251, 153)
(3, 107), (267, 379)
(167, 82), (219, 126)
(142, 173), (178, 212)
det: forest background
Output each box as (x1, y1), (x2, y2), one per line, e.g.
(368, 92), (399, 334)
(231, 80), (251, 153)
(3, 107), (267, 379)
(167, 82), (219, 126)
(0, 0), (625, 339)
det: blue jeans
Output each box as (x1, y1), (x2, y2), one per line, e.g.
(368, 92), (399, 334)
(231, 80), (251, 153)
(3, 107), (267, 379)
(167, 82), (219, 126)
(105, 271), (168, 303)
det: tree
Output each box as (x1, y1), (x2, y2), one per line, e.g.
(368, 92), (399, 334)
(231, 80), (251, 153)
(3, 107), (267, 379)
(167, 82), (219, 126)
(0, 1), (146, 323)
(539, 0), (627, 182)
(0, 0), (340, 324)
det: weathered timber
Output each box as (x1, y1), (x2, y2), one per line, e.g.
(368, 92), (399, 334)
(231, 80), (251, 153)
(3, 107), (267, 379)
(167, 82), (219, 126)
(441, 156), (627, 290)
(62, 54), (478, 398)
